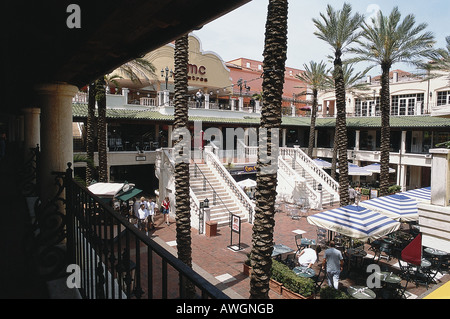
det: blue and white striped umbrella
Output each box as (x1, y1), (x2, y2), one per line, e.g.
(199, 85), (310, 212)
(399, 187), (431, 203)
(307, 205), (400, 241)
(360, 194), (418, 222)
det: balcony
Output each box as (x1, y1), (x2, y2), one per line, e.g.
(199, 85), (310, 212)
(431, 102), (450, 118)
(2, 146), (233, 299)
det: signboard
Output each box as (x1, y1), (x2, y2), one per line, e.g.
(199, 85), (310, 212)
(370, 189), (378, 199)
(232, 215), (240, 233)
(228, 214), (242, 251)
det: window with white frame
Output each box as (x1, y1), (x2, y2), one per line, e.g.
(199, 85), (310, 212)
(437, 91), (450, 106)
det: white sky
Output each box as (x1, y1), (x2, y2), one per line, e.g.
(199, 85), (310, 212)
(194, 0), (449, 76)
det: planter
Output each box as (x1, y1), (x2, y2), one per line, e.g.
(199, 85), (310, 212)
(243, 263), (252, 276)
(269, 278), (283, 295)
(281, 286), (312, 299)
(360, 195), (369, 201)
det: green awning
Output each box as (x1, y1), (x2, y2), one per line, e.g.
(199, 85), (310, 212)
(116, 188), (143, 201)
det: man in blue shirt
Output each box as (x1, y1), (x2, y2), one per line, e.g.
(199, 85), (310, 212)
(322, 241), (344, 289)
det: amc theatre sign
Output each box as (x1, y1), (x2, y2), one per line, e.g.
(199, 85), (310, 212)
(188, 64), (208, 82)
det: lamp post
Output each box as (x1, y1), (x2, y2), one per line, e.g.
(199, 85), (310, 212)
(318, 183), (323, 210)
(161, 66), (173, 90)
(199, 198), (209, 234)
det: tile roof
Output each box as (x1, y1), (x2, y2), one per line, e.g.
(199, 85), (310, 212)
(72, 104), (450, 128)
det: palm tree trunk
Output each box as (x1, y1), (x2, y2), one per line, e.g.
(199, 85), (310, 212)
(307, 89), (318, 157)
(334, 54), (350, 206)
(379, 63), (391, 196)
(96, 78), (108, 182)
(250, 0), (288, 300)
(86, 83), (96, 184)
(173, 34), (195, 298)
(331, 131), (338, 180)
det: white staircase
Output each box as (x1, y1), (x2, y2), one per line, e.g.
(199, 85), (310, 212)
(190, 163), (247, 226)
(280, 147), (340, 208)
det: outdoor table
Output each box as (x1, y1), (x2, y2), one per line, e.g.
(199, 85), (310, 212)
(272, 244), (294, 261)
(347, 286), (376, 299)
(300, 238), (316, 249)
(346, 248), (367, 271)
(424, 247), (449, 271)
(374, 271), (402, 285)
(374, 271), (402, 299)
(293, 266), (316, 278)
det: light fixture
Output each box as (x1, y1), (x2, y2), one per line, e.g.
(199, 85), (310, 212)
(204, 198), (209, 208)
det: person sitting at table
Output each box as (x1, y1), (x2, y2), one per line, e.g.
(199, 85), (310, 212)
(296, 247), (317, 268)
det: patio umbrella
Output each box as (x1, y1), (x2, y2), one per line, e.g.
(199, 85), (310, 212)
(306, 205), (400, 241)
(399, 187), (431, 203)
(362, 163), (395, 174)
(336, 163), (373, 176)
(359, 194), (418, 222)
(237, 178), (256, 188)
(313, 158), (332, 169)
(401, 233), (422, 266)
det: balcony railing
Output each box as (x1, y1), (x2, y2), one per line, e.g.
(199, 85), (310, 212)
(63, 164), (229, 299)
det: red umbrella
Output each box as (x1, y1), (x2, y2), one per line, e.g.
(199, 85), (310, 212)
(401, 233), (422, 266)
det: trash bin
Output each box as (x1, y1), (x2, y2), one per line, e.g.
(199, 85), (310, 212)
(206, 221), (217, 237)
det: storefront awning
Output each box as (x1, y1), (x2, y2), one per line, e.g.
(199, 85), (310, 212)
(116, 187), (143, 202)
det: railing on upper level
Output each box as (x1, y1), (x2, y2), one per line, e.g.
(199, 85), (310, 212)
(63, 163), (229, 299)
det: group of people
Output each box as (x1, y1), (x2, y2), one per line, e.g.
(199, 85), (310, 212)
(295, 240), (343, 290)
(131, 196), (171, 235)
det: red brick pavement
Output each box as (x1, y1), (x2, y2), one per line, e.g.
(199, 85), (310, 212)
(147, 206), (449, 299)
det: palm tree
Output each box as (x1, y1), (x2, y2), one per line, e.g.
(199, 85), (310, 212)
(352, 7), (435, 196)
(296, 61), (330, 157)
(313, 3), (364, 206)
(86, 59), (156, 183)
(249, 0), (288, 300)
(86, 82), (97, 185)
(330, 63), (370, 180)
(172, 34), (195, 298)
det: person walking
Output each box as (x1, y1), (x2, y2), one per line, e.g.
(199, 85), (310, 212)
(322, 241), (344, 290)
(148, 198), (156, 229)
(161, 196), (170, 225)
(137, 203), (150, 235)
(349, 186), (356, 204)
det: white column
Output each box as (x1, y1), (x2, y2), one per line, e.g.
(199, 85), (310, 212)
(429, 148), (450, 207)
(22, 107), (41, 159)
(168, 125), (173, 148)
(282, 129), (287, 147)
(204, 93), (210, 109)
(35, 82), (78, 203)
(122, 88), (129, 104)
(239, 96), (244, 111)
(397, 131), (407, 191)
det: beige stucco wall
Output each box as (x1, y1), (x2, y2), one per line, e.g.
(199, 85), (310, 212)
(143, 34), (232, 93)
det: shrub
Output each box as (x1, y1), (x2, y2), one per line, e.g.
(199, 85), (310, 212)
(388, 185), (401, 194)
(319, 286), (352, 299)
(271, 260), (314, 297)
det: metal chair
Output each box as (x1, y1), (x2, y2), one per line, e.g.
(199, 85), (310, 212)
(379, 242), (393, 261)
(294, 234), (303, 253)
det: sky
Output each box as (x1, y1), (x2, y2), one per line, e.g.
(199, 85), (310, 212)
(194, 0), (449, 76)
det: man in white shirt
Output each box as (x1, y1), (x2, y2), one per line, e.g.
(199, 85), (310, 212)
(297, 247), (318, 268)
(148, 198), (156, 229)
(137, 203), (149, 235)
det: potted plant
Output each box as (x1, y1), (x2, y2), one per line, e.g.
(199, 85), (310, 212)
(271, 260), (314, 299)
(388, 185), (401, 195)
(360, 188), (370, 201)
(319, 286), (352, 299)
(269, 259), (285, 295)
(243, 253), (252, 276)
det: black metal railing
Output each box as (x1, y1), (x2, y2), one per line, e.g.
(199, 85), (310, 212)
(63, 163), (229, 299)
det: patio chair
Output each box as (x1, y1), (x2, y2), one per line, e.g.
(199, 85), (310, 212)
(294, 234), (303, 253)
(379, 242), (393, 261)
(313, 267), (326, 297)
(290, 209), (300, 220)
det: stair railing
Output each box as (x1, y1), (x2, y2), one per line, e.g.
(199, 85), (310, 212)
(280, 147), (339, 200)
(204, 148), (255, 224)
